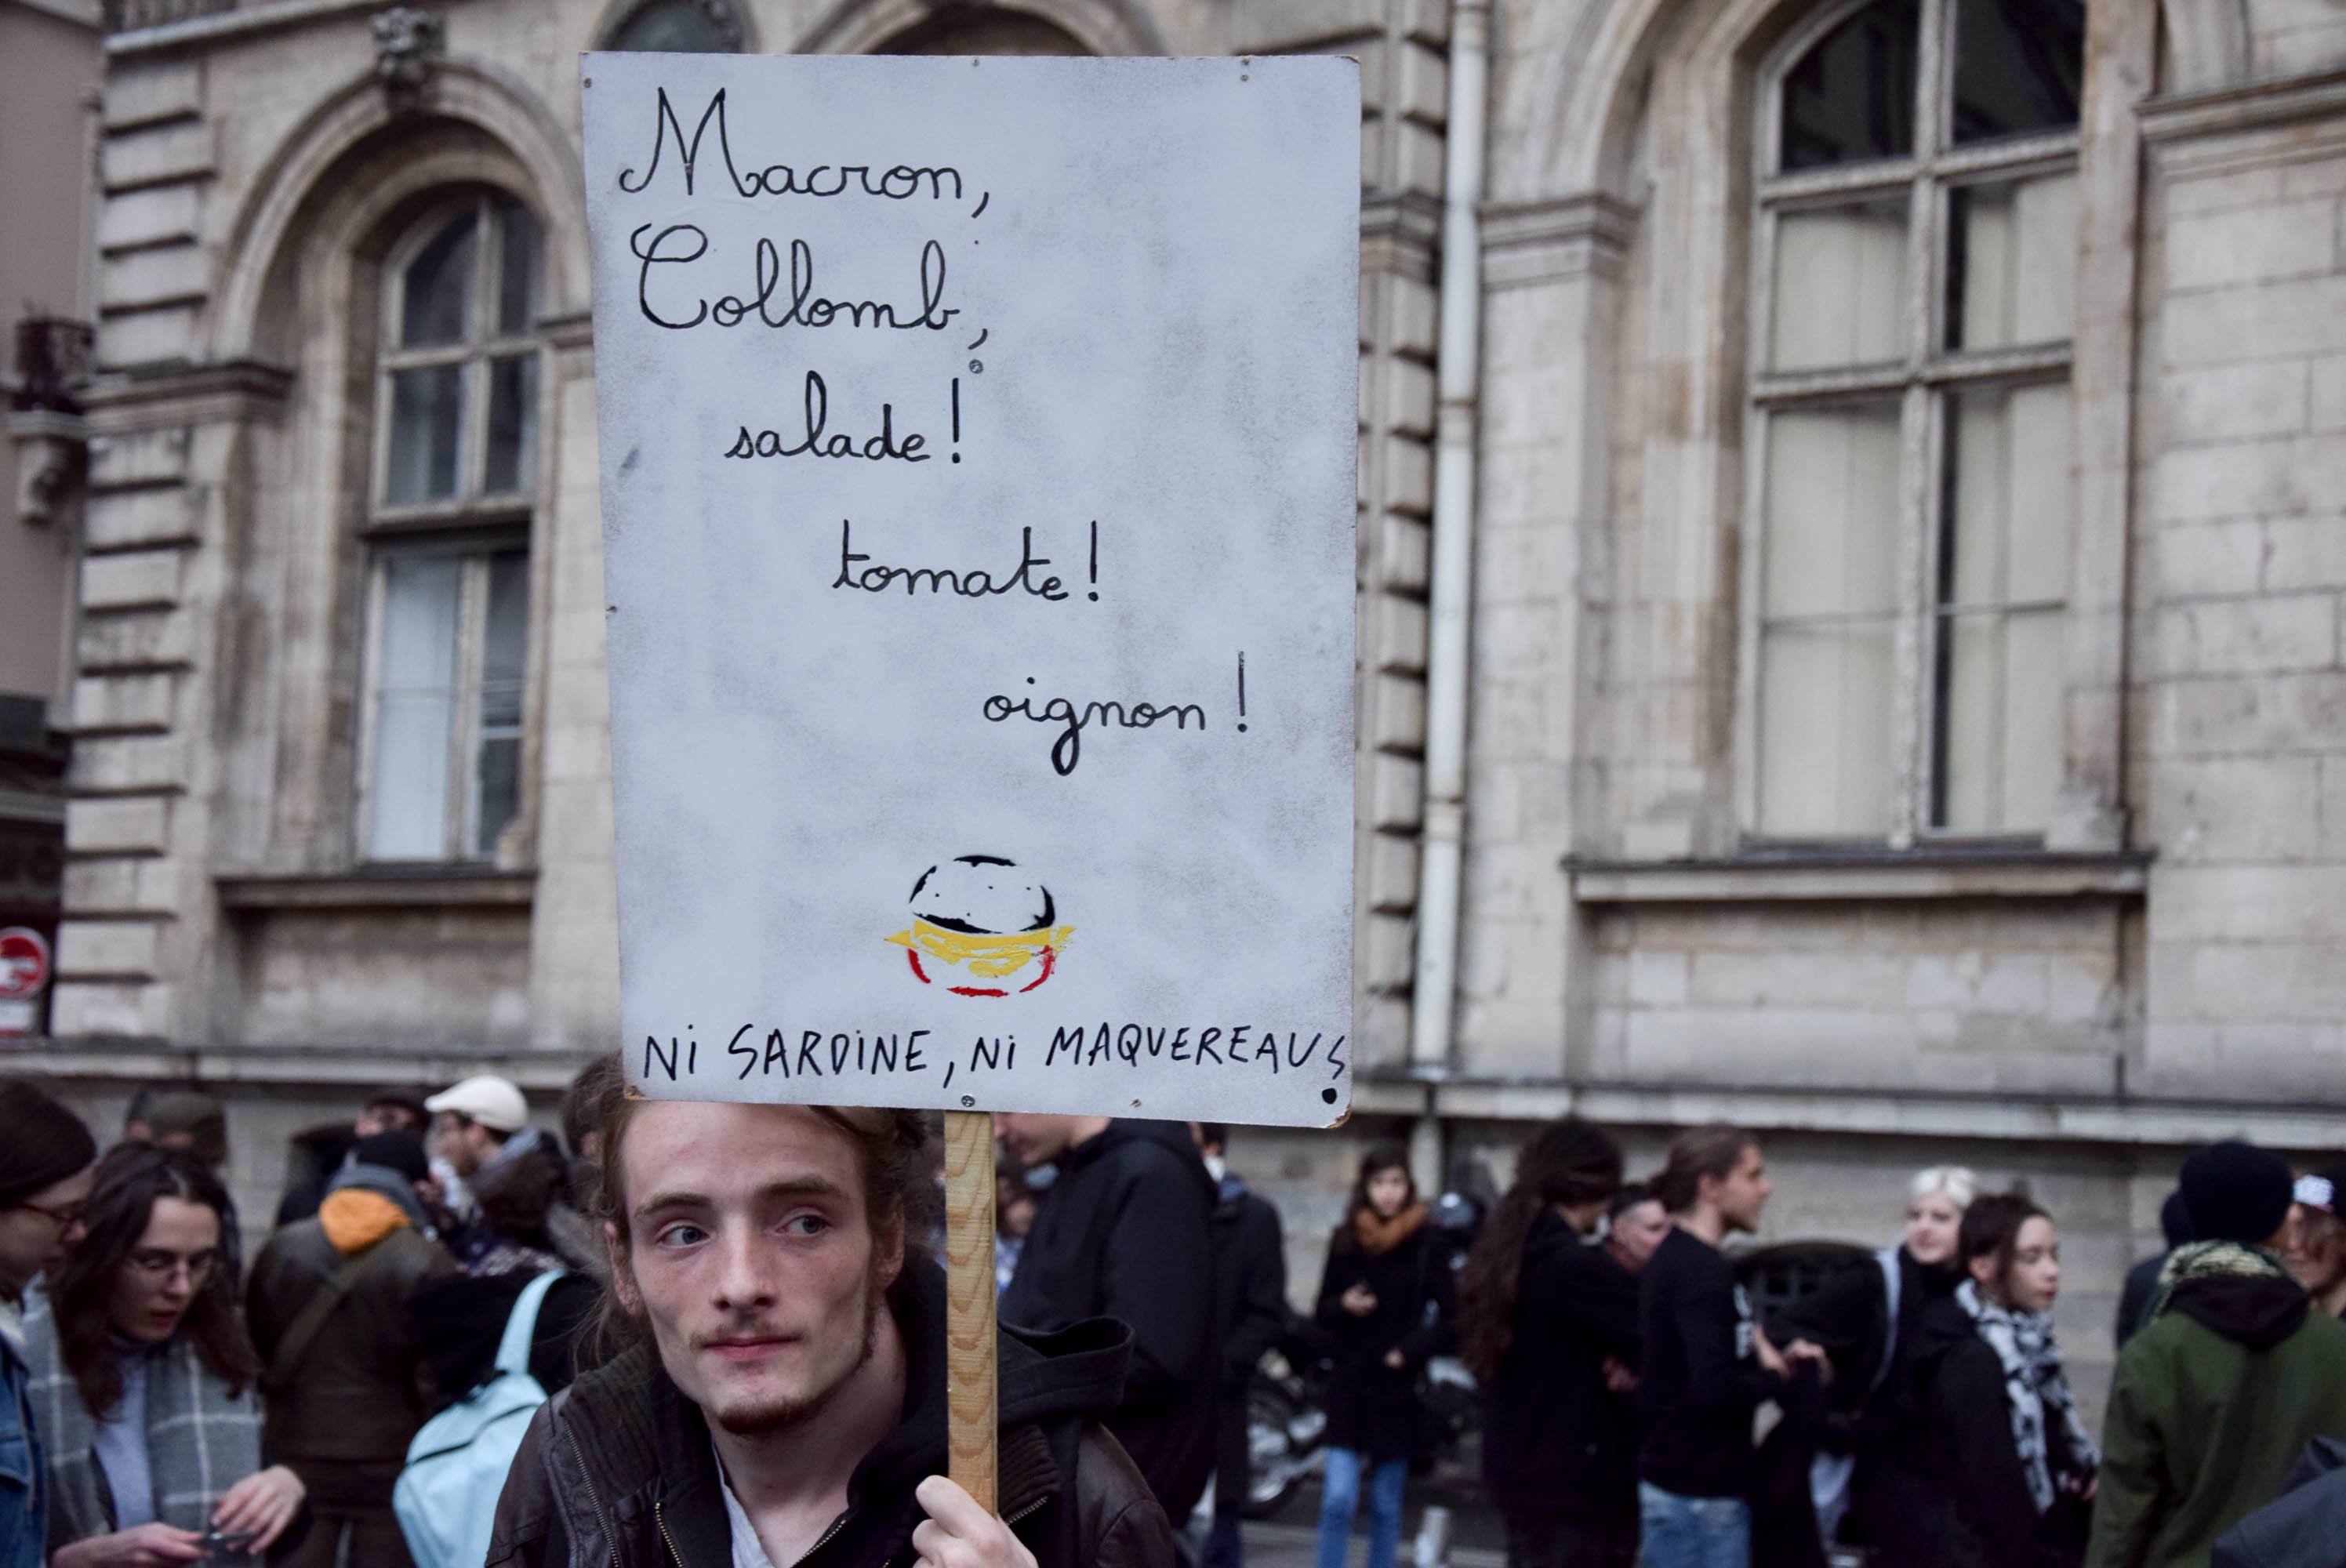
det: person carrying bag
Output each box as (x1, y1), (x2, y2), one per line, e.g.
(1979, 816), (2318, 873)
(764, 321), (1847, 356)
(394, 1270), (565, 1568)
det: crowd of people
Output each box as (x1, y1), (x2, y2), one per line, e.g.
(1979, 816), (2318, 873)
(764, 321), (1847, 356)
(0, 1076), (2336, 1568)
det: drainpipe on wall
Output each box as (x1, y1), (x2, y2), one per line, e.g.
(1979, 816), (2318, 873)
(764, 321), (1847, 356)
(1407, 0), (1489, 1083)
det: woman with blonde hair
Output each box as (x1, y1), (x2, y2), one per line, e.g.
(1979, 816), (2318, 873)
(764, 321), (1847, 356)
(1770, 1164), (1978, 1561)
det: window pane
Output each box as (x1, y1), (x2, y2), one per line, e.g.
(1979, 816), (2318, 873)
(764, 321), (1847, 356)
(387, 365), (464, 503)
(473, 551), (528, 858)
(496, 198), (543, 336)
(485, 355), (537, 495)
(1764, 405), (1903, 620)
(1760, 624), (1894, 836)
(1779, 0), (1919, 172)
(1944, 383), (2073, 610)
(370, 557), (462, 859)
(401, 212), (477, 347)
(1934, 383), (2072, 832)
(1948, 172), (2077, 350)
(1951, 0), (2084, 145)
(612, 0), (729, 51)
(1770, 198), (1908, 371)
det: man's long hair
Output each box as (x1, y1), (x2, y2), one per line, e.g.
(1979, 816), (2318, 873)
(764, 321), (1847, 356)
(590, 1086), (938, 1356)
(49, 1143), (258, 1419)
(1458, 1120), (1622, 1378)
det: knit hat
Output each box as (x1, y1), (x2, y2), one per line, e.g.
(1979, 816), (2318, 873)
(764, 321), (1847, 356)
(2179, 1141), (2294, 1246)
(349, 1130), (431, 1185)
(0, 1079), (96, 1208)
(139, 1090), (227, 1167)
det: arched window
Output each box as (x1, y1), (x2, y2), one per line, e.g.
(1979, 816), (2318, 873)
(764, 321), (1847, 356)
(361, 192), (543, 862)
(877, 9), (1085, 54)
(606, 0), (742, 53)
(1747, 0), (2085, 841)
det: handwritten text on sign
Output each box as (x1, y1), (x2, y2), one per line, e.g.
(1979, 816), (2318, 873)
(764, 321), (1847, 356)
(583, 56), (1358, 1126)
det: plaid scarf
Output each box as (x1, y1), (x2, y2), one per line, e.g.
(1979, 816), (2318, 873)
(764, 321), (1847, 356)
(1954, 1279), (2099, 1512)
(20, 1291), (263, 1554)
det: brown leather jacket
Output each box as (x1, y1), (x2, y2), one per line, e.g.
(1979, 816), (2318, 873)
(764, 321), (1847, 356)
(486, 1261), (1171, 1568)
(245, 1201), (456, 1470)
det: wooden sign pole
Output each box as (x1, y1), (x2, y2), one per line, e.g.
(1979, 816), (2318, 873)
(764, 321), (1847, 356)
(941, 1109), (998, 1512)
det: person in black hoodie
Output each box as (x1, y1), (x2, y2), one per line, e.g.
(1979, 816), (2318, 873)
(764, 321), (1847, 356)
(1902, 1191), (2095, 1568)
(1310, 1144), (1454, 1568)
(2113, 1190), (2194, 1349)
(488, 1097), (1173, 1568)
(1769, 1164), (1976, 1560)
(996, 1115), (1218, 1523)
(1638, 1126), (1818, 1568)
(1190, 1123), (1288, 1568)
(1458, 1119), (1636, 1568)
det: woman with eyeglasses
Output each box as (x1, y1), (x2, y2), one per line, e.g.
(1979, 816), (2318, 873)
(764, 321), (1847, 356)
(0, 1079), (100, 1568)
(26, 1144), (305, 1568)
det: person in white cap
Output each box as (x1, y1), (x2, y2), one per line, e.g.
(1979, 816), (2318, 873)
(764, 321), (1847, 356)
(2286, 1161), (2346, 1321)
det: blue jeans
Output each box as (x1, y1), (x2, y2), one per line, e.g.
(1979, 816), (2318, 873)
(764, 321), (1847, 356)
(1316, 1449), (1408, 1568)
(1637, 1483), (1748, 1568)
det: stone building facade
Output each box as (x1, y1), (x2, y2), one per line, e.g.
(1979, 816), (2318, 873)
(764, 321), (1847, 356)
(18, 0), (2346, 1420)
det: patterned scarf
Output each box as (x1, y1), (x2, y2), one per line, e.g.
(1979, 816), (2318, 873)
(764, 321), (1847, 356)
(2152, 1238), (2295, 1310)
(1955, 1279), (2098, 1512)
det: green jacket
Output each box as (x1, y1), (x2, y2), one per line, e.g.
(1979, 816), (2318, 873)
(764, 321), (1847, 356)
(2086, 1273), (2346, 1568)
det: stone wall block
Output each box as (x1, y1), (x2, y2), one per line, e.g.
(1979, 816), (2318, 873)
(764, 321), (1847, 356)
(1391, 39), (1448, 127)
(1370, 753), (1423, 830)
(71, 735), (187, 796)
(1378, 514), (1429, 590)
(1229, 0), (1387, 52)
(81, 550), (183, 612)
(1368, 593), (1427, 673)
(1383, 436), (1434, 514)
(2162, 276), (2346, 367)
(62, 857), (179, 916)
(2152, 521), (2265, 598)
(2163, 361), (2309, 445)
(1379, 274), (1439, 360)
(104, 122), (215, 192)
(1392, 119), (1446, 201)
(71, 672), (175, 735)
(1364, 909), (1416, 991)
(98, 184), (200, 254)
(1370, 670), (1427, 751)
(2165, 200), (2337, 289)
(103, 60), (201, 131)
(85, 485), (199, 552)
(89, 426), (191, 490)
(1378, 356), (1437, 437)
(101, 245), (209, 313)
(78, 606), (195, 673)
(1366, 831), (1419, 913)
(66, 798), (169, 856)
(47, 981), (170, 1039)
(55, 921), (161, 982)
(98, 305), (202, 371)
(2262, 517), (2346, 593)
(2153, 593), (2335, 677)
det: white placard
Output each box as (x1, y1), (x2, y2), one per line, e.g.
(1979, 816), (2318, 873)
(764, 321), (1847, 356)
(583, 54), (1358, 1127)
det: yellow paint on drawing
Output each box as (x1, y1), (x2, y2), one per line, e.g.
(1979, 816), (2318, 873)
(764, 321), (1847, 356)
(887, 918), (1077, 978)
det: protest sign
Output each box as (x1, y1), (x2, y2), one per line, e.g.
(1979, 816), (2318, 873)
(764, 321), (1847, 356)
(582, 54), (1361, 1131)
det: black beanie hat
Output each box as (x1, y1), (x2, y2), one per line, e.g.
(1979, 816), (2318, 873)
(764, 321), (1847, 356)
(2179, 1140), (2293, 1245)
(350, 1130), (431, 1185)
(0, 1080), (96, 1208)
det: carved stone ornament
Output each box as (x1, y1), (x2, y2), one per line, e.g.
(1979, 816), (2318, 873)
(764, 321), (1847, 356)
(371, 6), (445, 99)
(6, 411), (87, 532)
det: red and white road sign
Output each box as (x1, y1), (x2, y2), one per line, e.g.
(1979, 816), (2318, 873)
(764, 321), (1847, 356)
(0, 929), (51, 1001)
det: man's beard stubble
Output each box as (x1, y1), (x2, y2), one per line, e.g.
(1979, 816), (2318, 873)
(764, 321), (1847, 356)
(709, 1278), (888, 1438)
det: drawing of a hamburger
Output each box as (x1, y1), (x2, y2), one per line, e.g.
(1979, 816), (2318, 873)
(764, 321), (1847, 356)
(886, 855), (1075, 996)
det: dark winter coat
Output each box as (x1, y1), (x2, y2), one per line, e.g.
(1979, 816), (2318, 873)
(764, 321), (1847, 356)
(2088, 1273), (2346, 1568)
(1770, 1246), (1963, 1555)
(1480, 1211), (1640, 1523)
(1894, 1295), (2090, 1568)
(1000, 1120), (1218, 1520)
(485, 1258), (1173, 1568)
(1208, 1177), (1287, 1390)
(1637, 1226), (1780, 1500)
(1313, 1211), (1454, 1464)
(413, 1269), (600, 1406)
(2210, 1436), (2346, 1568)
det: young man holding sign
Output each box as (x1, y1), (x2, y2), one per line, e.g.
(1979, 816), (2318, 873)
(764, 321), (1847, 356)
(487, 1098), (1173, 1568)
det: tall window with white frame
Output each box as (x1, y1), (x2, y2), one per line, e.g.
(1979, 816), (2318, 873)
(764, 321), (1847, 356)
(1747, 0), (2085, 842)
(362, 191), (542, 862)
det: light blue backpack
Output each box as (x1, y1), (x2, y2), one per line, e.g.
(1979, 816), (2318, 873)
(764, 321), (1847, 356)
(394, 1269), (565, 1568)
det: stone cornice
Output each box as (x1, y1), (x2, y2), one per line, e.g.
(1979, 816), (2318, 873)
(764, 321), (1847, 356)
(2138, 67), (2346, 146)
(1480, 191), (1640, 289)
(1354, 1072), (2346, 1152)
(83, 359), (295, 429)
(6, 1036), (586, 1091)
